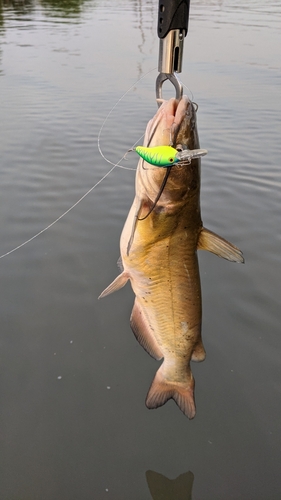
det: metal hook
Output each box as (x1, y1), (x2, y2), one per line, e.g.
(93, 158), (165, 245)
(156, 72), (183, 104)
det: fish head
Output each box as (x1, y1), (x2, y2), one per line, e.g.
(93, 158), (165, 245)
(137, 96), (201, 209)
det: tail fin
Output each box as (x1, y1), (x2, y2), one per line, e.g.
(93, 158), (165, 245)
(145, 365), (196, 419)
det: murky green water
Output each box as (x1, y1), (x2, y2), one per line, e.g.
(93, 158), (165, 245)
(0, 1), (280, 498)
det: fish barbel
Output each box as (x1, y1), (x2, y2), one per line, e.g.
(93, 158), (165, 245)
(100, 96), (244, 419)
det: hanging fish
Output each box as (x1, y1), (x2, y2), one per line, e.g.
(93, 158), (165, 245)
(100, 96), (244, 419)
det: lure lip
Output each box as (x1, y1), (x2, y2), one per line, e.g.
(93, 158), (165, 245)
(176, 148), (208, 162)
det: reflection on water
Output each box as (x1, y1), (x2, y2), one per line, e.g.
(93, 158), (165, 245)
(146, 470), (194, 500)
(40, 0), (89, 17)
(1, 0), (34, 15)
(0, 0), (88, 17)
(133, 0), (157, 79)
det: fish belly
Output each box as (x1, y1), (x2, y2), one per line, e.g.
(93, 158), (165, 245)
(130, 237), (202, 360)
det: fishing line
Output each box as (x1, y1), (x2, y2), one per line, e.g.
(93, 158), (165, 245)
(137, 166), (172, 221)
(97, 67), (157, 170)
(0, 163), (118, 260)
(0, 69), (158, 260)
(183, 82), (194, 102)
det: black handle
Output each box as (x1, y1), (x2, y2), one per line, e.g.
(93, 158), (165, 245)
(158, 0), (190, 38)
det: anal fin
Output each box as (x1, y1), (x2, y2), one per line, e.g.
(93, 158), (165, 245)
(130, 299), (163, 360)
(191, 340), (206, 362)
(198, 227), (244, 263)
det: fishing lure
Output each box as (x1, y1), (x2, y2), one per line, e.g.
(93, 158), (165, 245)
(135, 145), (208, 167)
(135, 145), (179, 167)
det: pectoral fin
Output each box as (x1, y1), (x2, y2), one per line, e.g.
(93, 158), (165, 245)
(130, 300), (163, 360)
(198, 227), (244, 263)
(98, 272), (129, 299)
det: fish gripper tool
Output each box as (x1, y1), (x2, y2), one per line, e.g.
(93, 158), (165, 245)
(156, 0), (190, 102)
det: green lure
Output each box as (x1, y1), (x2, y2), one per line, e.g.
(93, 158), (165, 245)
(135, 145), (180, 168)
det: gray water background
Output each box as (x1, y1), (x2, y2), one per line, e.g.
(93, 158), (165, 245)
(0, 0), (280, 498)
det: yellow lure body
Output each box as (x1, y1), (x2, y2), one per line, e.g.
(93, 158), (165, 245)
(135, 145), (179, 167)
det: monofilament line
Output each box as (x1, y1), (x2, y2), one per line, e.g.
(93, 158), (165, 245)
(97, 67), (156, 170)
(0, 164), (117, 260)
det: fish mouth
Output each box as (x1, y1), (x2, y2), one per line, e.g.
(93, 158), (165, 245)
(145, 96), (196, 150)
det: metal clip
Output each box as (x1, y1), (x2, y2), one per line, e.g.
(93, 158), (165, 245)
(156, 27), (185, 103)
(156, 72), (183, 102)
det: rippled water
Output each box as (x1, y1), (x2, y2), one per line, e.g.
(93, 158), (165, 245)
(0, 1), (280, 499)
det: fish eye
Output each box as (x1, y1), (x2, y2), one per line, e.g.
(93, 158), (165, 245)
(169, 158), (174, 162)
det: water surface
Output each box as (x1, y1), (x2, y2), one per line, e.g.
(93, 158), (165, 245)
(0, 1), (280, 499)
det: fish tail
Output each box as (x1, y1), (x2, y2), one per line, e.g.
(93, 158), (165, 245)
(145, 365), (196, 419)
